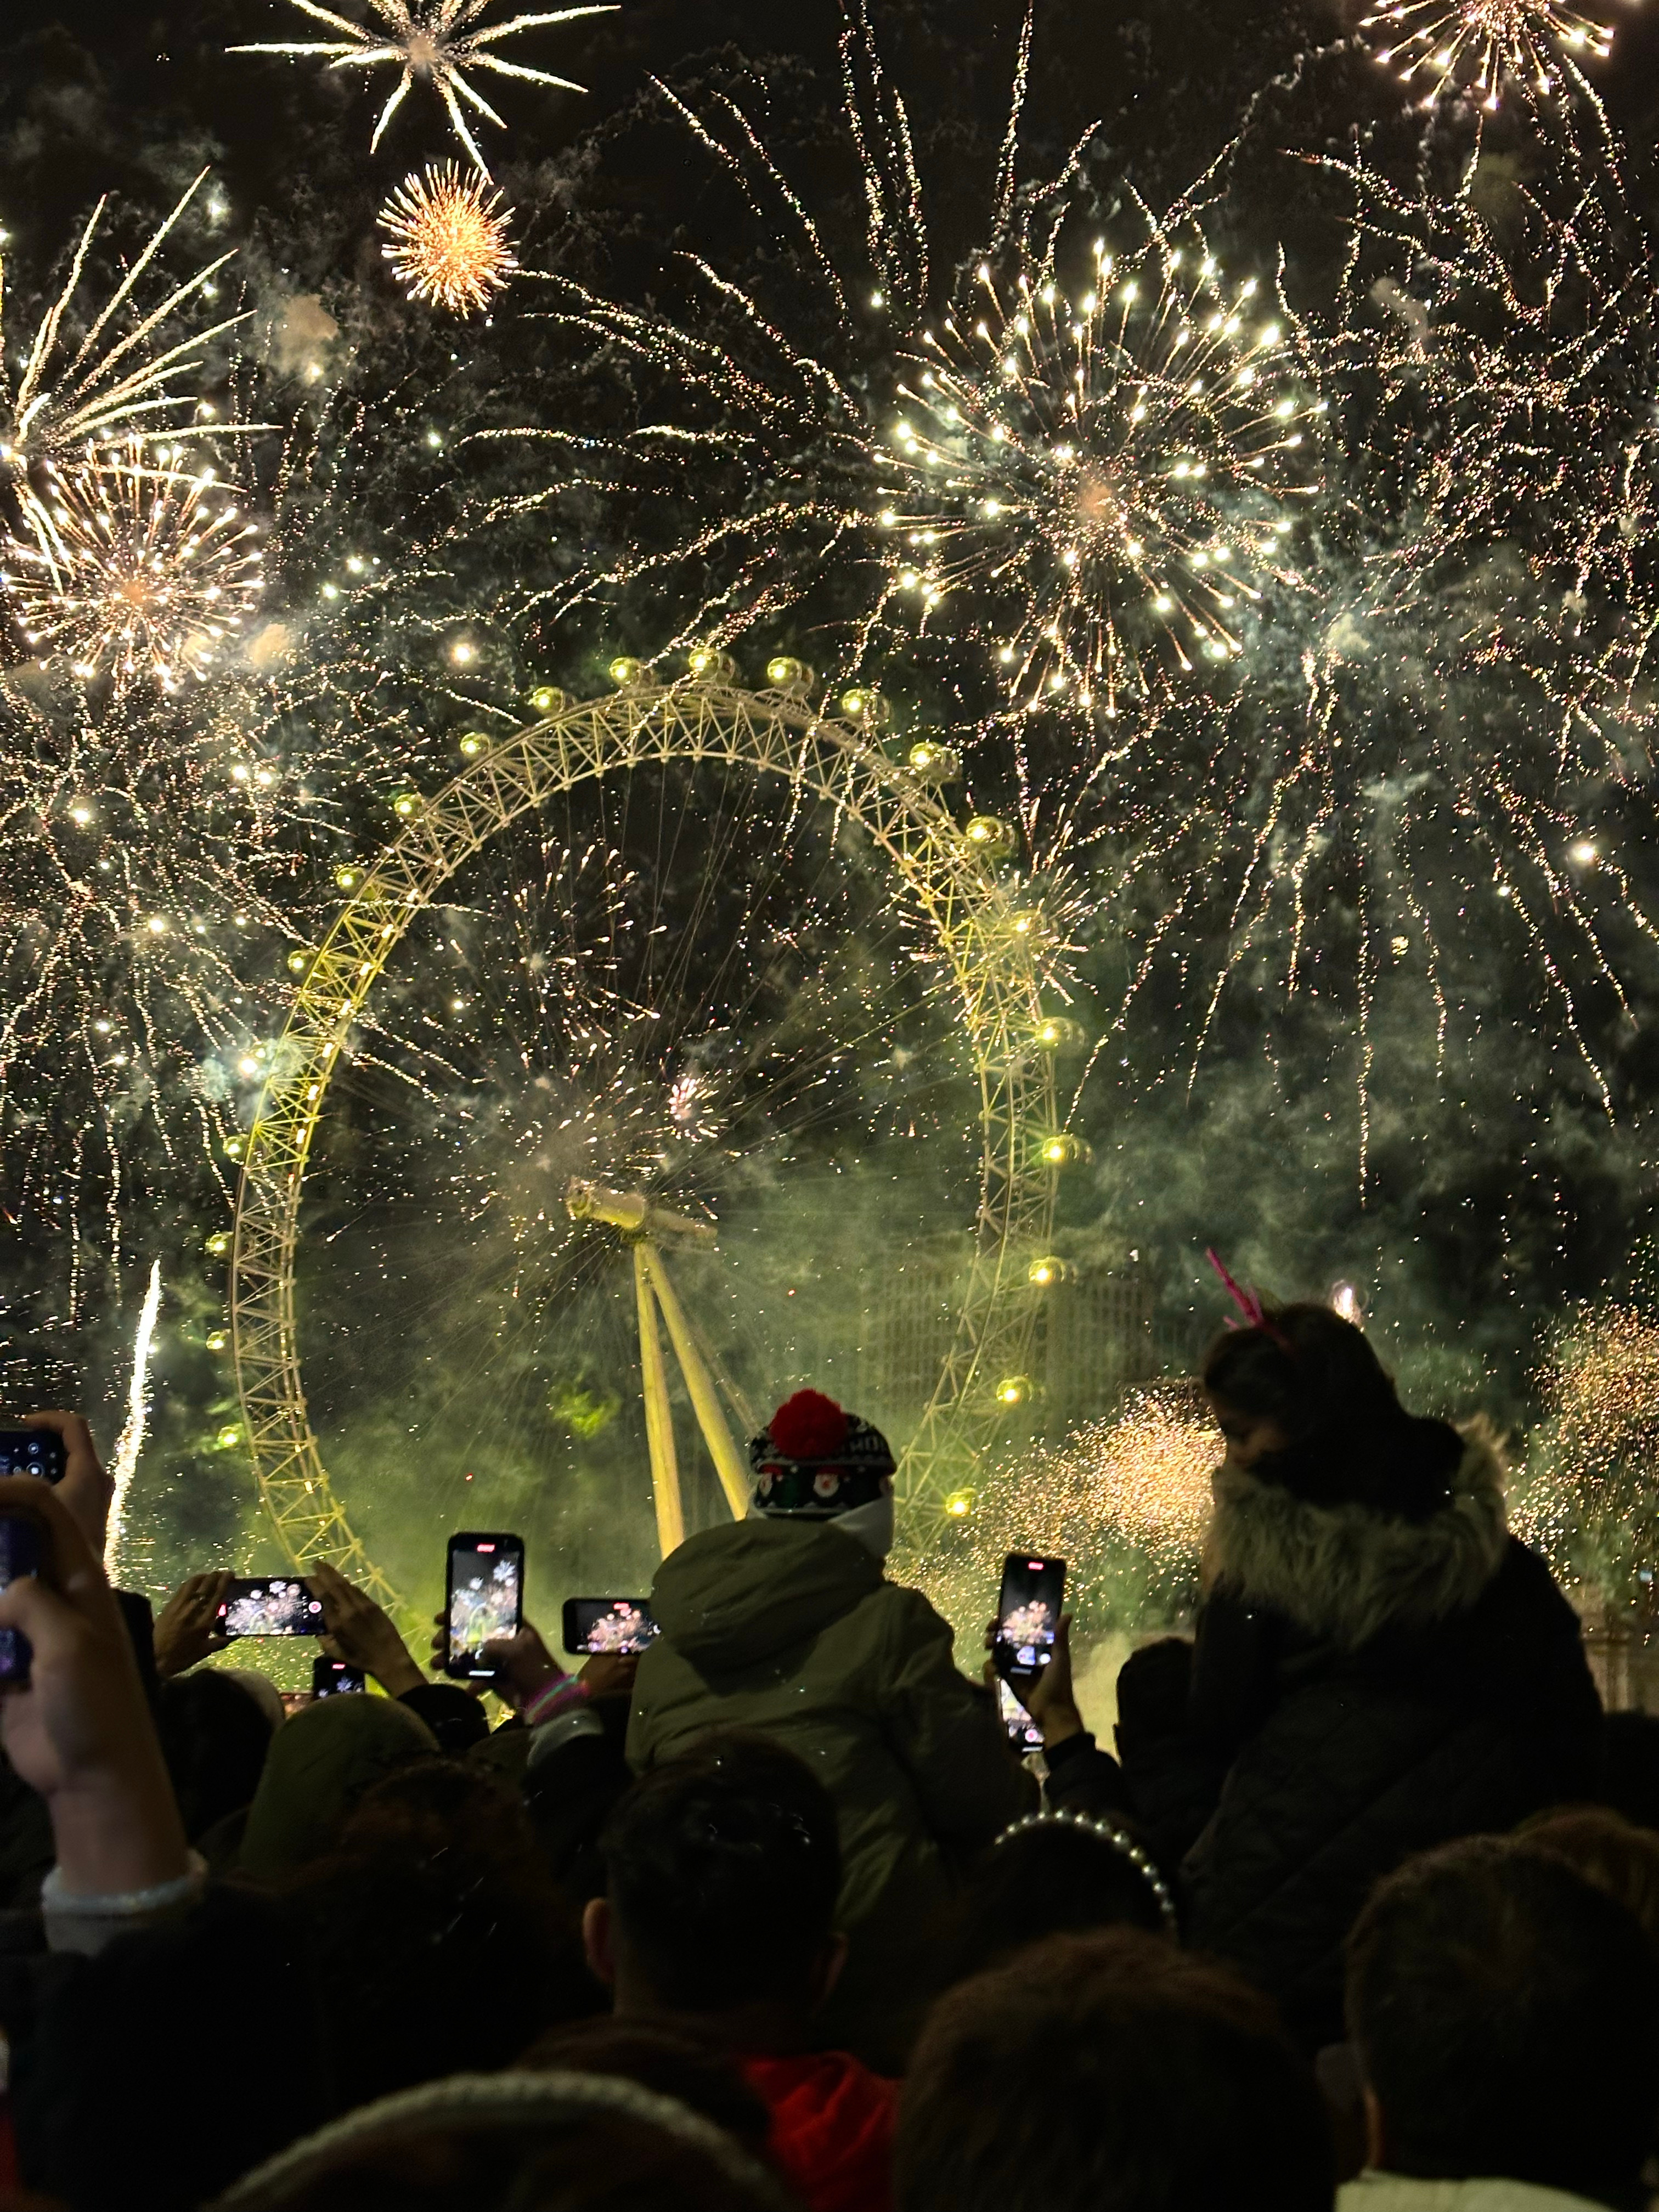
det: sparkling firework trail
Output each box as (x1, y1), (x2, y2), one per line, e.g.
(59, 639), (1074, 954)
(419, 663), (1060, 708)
(379, 163), (518, 315)
(2, 441), (266, 692)
(1359, 0), (1626, 109)
(878, 223), (1324, 715)
(0, 173), (251, 469)
(106, 1257), (162, 1577)
(230, 0), (619, 174)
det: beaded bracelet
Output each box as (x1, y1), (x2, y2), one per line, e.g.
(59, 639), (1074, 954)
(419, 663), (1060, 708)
(992, 1808), (1180, 1934)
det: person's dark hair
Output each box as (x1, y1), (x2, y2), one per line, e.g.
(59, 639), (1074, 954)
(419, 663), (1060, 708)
(288, 1760), (597, 2107)
(1345, 1836), (1659, 2204)
(947, 1817), (1174, 1982)
(599, 1729), (841, 2012)
(1202, 1302), (1462, 1519)
(520, 2021), (772, 2154)
(156, 1670), (276, 1841)
(1519, 1805), (1659, 1953)
(896, 1928), (1333, 2212)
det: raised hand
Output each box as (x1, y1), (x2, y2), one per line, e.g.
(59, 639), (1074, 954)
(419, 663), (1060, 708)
(311, 1559), (422, 1696)
(153, 1571), (234, 1679)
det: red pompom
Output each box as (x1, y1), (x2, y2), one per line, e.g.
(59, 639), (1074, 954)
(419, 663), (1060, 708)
(768, 1389), (850, 1460)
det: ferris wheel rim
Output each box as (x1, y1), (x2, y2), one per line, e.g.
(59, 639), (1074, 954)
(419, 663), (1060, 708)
(225, 677), (1059, 1609)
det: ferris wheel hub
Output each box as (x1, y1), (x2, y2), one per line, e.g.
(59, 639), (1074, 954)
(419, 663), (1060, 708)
(564, 1177), (717, 1245)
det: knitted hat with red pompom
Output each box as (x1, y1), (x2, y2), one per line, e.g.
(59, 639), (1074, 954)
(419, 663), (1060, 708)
(749, 1389), (896, 1517)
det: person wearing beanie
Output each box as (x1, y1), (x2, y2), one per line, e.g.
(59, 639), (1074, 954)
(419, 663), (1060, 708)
(1034, 1299), (1601, 2052)
(626, 1389), (1033, 2073)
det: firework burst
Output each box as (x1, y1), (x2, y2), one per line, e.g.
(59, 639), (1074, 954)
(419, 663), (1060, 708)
(1513, 1296), (1659, 1605)
(0, 173), (251, 470)
(379, 164), (518, 315)
(878, 221), (1324, 716)
(1360, 0), (1623, 108)
(2, 442), (266, 692)
(230, 0), (618, 174)
(913, 1383), (1214, 1632)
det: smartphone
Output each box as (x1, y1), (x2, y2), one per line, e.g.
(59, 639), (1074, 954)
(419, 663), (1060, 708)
(994, 1552), (1066, 1689)
(312, 1655), (365, 1698)
(0, 1516), (41, 1684)
(997, 1675), (1043, 1753)
(444, 1532), (524, 1679)
(216, 1576), (323, 1638)
(0, 1430), (66, 1483)
(562, 1596), (658, 1656)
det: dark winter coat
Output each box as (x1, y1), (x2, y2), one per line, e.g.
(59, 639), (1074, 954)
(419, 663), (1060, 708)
(627, 1516), (1035, 2069)
(1048, 1426), (1602, 2048)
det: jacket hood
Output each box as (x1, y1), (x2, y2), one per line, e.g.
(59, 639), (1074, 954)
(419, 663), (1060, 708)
(1339, 2172), (1612, 2212)
(651, 1517), (885, 1671)
(1210, 1420), (1509, 1651)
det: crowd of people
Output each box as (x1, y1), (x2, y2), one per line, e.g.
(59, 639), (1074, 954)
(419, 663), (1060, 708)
(0, 1297), (1654, 2211)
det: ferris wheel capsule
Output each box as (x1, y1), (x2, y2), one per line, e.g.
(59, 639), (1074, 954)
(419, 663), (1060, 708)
(840, 687), (893, 726)
(908, 737), (961, 780)
(765, 656), (814, 692)
(688, 646), (738, 682)
(964, 814), (1014, 857)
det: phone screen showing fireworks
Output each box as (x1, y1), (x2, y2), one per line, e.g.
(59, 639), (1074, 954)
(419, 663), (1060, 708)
(445, 1533), (524, 1679)
(217, 1577), (323, 1638)
(995, 1553), (1065, 1688)
(562, 1597), (658, 1656)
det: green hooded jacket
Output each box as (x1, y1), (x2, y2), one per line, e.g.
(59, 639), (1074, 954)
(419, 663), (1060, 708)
(625, 1516), (1035, 2069)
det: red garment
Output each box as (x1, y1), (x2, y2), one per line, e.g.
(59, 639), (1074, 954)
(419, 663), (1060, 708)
(741, 2050), (896, 2212)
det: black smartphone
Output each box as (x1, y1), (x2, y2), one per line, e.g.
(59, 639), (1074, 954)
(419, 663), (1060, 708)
(562, 1596), (658, 1656)
(312, 1655), (365, 1698)
(0, 1430), (67, 1483)
(994, 1552), (1066, 1689)
(997, 1676), (1043, 1753)
(444, 1532), (524, 1679)
(216, 1576), (323, 1638)
(0, 1515), (41, 1684)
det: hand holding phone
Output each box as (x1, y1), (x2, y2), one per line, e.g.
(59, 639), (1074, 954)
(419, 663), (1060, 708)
(993, 1553), (1066, 1689)
(154, 1572), (233, 1679)
(2, 1414), (116, 1561)
(0, 1474), (189, 1897)
(443, 1533), (524, 1679)
(311, 1559), (422, 1696)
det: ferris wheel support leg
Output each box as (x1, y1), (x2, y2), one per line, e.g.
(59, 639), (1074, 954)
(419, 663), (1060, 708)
(634, 1244), (686, 1558)
(639, 1244), (752, 1522)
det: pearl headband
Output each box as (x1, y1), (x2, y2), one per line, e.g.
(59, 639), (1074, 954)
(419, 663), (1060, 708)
(993, 1808), (1179, 1935)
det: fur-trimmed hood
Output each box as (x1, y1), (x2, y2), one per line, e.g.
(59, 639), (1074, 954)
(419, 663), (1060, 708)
(1208, 1421), (1509, 1651)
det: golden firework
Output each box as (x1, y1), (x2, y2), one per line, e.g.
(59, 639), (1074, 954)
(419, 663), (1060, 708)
(231, 0), (617, 176)
(0, 439), (264, 691)
(1360, 0), (1620, 106)
(379, 164), (518, 317)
